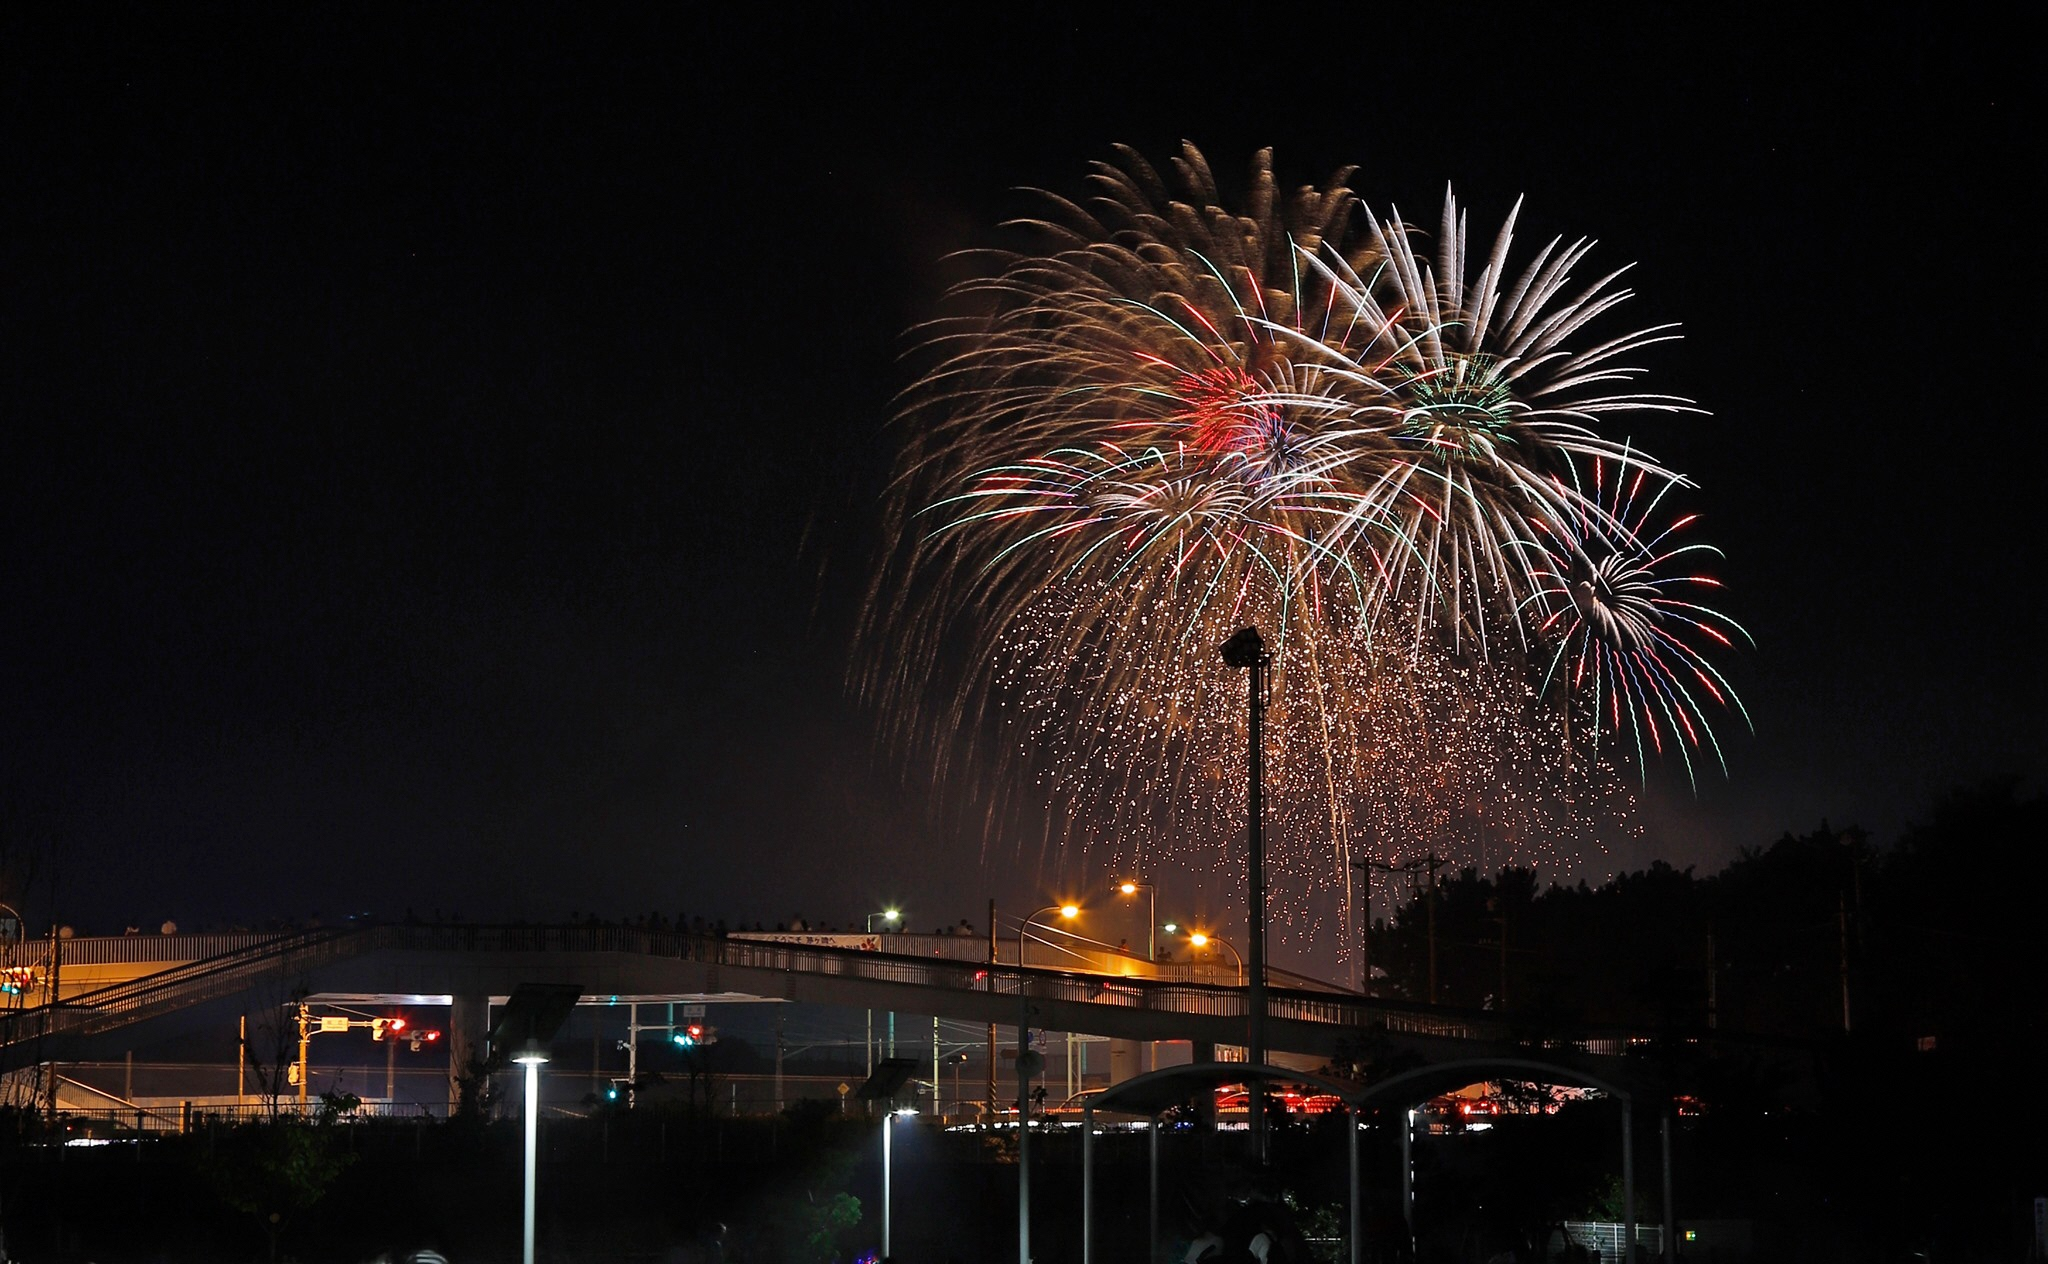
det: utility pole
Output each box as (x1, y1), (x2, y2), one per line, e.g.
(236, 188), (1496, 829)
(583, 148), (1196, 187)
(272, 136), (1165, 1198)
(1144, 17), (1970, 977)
(1485, 897), (1509, 1010)
(1838, 891), (1852, 1034)
(986, 897), (998, 1128)
(43, 925), (61, 1131)
(627, 1002), (639, 1109)
(1422, 853), (1447, 1005)
(1351, 857), (1373, 996)
(1706, 923), (1718, 1030)
(1381, 853), (1449, 1004)
(297, 1003), (311, 1108)
(1367, 854), (1448, 1004)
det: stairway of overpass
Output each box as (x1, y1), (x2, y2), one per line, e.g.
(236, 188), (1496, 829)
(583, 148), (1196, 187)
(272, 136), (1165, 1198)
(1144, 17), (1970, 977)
(0, 923), (1519, 1074)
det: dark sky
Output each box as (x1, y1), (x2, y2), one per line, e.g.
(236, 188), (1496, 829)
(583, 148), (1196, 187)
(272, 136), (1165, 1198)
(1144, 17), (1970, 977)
(3, 9), (2037, 955)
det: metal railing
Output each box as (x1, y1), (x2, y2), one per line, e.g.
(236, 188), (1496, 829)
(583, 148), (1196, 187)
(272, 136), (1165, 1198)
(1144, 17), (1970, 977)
(0, 927), (359, 1054)
(12, 932), (286, 968)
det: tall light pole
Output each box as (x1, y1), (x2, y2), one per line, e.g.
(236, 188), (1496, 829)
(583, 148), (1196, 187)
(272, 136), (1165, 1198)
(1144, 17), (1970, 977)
(1016, 902), (1076, 1263)
(1219, 625), (1270, 1162)
(1116, 880), (1156, 961)
(882, 1107), (901, 1255)
(513, 1041), (550, 1264)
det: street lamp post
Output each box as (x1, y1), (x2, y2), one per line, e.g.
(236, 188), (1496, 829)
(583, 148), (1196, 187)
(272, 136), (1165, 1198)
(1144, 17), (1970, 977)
(512, 1041), (551, 1264)
(1016, 903), (1076, 1264)
(1220, 624), (1271, 1163)
(1188, 932), (1245, 986)
(1116, 881), (1157, 961)
(866, 909), (900, 1076)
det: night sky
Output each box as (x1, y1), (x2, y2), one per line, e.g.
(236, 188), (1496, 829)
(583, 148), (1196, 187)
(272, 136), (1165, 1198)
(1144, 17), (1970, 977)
(4, 10), (2036, 963)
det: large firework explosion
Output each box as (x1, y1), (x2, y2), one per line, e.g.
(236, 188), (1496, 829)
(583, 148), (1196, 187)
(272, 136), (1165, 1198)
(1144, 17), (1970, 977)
(864, 145), (1744, 957)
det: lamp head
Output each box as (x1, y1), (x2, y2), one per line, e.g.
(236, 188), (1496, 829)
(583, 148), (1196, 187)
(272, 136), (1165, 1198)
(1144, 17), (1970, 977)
(1219, 625), (1266, 668)
(1059, 904), (1079, 919)
(512, 1038), (551, 1067)
(1118, 882), (1137, 895)
(884, 909), (900, 922)
(1190, 932), (1210, 948)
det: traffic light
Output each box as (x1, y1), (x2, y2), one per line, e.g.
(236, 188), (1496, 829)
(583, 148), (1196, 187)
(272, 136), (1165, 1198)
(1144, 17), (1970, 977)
(674, 1023), (704, 1047)
(371, 1018), (388, 1041)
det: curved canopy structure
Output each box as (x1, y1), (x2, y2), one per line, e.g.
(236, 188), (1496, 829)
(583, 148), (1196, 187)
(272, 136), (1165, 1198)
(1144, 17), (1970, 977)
(1078, 1057), (1657, 1264)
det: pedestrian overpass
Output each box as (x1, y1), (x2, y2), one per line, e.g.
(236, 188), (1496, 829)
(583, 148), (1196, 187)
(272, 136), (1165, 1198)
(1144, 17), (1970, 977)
(0, 923), (1640, 1111)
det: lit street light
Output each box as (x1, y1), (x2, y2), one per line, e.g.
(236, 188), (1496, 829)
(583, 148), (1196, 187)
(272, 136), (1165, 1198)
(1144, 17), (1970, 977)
(1187, 931), (1246, 986)
(513, 1040), (550, 1264)
(867, 908), (901, 1074)
(1116, 880), (1156, 961)
(1016, 902), (1077, 1263)
(883, 1106), (915, 1254)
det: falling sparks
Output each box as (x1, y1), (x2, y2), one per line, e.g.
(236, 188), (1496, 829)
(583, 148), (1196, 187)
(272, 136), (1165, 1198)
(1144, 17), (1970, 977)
(862, 145), (1746, 956)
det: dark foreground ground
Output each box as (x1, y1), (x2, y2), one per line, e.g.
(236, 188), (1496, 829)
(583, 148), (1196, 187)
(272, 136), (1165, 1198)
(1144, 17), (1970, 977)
(0, 1097), (2040, 1263)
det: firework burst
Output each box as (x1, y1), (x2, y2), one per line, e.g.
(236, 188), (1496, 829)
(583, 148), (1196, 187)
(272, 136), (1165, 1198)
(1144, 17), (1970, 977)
(1523, 457), (1754, 785)
(1295, 189), (1702, 652)
(864, 145), (1740, 944)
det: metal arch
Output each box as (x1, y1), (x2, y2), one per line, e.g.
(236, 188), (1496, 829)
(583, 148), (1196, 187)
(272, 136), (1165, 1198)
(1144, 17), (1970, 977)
(1081, 1061), (1365, 1264)
(1347, 1054), (1647, 1259)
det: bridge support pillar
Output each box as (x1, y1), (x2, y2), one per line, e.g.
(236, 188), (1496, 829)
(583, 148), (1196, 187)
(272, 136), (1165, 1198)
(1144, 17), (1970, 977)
(1191, 1040), (1218, 1149)
(448, 994), (491, 1115)
(1108, 1038), (1148, 1085)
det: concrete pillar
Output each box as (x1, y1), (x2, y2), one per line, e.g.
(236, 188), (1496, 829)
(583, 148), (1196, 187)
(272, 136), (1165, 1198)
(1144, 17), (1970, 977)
(1108, 1038), (1143, 1085)
(1190, 1039), (1220, 1157)
(448, 994), (491, 1115)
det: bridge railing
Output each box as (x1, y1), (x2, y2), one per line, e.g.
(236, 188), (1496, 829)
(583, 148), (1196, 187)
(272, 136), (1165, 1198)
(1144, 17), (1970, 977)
(2, 928), (364, 1050)
(22, 932), (288, 968)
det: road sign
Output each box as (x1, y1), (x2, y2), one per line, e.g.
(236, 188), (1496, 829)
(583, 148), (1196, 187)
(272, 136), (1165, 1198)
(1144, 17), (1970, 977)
(319, 1016), (350, 1033)
(682, 1003), (706, 1018)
